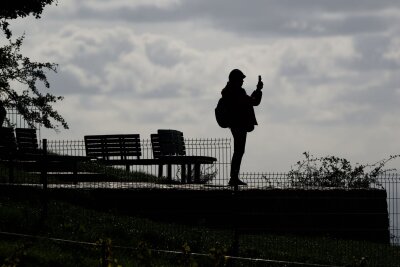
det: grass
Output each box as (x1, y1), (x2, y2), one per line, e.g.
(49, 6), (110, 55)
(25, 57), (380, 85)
(0, 188), (399, 267)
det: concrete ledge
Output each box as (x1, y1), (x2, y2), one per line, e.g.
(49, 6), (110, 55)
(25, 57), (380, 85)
(0, 185), (390, 243)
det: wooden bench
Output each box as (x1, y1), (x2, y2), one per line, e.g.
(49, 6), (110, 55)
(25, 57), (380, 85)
(0, 128), (91, 184)
(16, 128), (92, 184)
(151, 129), (217, 183)
(84, 134), (159, 173)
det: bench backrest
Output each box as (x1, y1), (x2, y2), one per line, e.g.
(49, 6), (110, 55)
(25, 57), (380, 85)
(150, 129), (186, 159)
(0, 127), (17, 158)
(15, 128), (40, 156)
(84, 134), (142, 160)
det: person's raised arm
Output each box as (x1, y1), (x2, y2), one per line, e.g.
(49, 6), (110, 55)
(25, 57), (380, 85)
(251, 75), (263, 106)
(256, 75), (263, 91)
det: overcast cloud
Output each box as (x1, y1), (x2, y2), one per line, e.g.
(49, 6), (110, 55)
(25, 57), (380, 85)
(7, 0), (400, 172)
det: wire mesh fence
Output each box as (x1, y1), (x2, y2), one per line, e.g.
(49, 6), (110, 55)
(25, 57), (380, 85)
(1, 136), (399, 246)
(42, 138), (232, 187)
(1, 133), (400, 265)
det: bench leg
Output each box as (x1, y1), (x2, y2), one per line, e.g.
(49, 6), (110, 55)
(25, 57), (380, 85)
(194, 163), (201, 184)
(158, 164), (163, 178)
(187, 164), (192, 184)
(167, 164), (172, 183)
(181, 164), (186, 184)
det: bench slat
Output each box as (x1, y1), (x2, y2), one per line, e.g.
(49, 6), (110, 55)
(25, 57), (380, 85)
(84, 134), (142, 160)
(15, 128), (40, 156)
(152, 130), (186, 158)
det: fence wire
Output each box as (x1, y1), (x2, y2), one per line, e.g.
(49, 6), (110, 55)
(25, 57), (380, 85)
(1, 136), (400, 266)
(0, 231), (345, 267)
(43, 138), (232, 187)
(1, 138), (399, 246)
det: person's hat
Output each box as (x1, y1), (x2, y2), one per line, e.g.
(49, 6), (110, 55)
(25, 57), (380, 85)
(229, 69), (246, 80)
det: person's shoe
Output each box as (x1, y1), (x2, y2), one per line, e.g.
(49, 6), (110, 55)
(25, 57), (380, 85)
(228, 178), (247, 186)
(236, 179), (247, 186)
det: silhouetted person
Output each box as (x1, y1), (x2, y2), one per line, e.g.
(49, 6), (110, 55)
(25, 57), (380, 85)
(221, 69), (263, 186)
(0, 101), (6, 127)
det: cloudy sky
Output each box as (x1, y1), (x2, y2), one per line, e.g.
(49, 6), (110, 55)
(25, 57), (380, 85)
(7, 0), (400, 172)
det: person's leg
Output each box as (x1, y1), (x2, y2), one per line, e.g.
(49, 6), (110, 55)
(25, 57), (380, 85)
(230, 128), (247, 185)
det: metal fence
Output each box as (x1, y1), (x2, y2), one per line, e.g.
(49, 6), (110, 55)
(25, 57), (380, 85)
(1, 136), (400, 265)
(1, 136), (399, 245)
(4, 107), (41, 139)
(44, 138), (232, 186)
(33, 139), (399, 246)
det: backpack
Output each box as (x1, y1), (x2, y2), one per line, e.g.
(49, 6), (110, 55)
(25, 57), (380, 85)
(215, 97), (230, 128)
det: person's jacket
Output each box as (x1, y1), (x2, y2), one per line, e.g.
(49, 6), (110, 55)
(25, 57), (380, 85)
(221, 82), (262, 132)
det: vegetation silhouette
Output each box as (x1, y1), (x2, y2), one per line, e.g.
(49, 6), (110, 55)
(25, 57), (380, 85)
(0, 0), (67, 130)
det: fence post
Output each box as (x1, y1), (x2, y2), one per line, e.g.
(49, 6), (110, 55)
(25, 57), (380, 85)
(41, 138), (48, 190)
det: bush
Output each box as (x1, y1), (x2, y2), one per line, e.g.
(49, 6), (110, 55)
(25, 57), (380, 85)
(288, 152), (399, 188)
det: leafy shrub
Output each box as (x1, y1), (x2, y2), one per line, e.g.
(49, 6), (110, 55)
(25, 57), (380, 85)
(288, 152), (399, 188)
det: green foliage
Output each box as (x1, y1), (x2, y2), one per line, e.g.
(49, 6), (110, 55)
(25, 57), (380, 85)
(175, 165), (217, 184)
(0, 0), (67, 130)
(0, 0), (57, 19)
(0, 0), (57, 38)
(198, 166), (217, 184)
(179, 243), (198, 267)
(288, 152), (399, 188)
(0, 244), (25, 267)
(136, 241), (152, 267)
(209, 243), (228, 267)
(348, 256), (368, 267)
(96, 239), (121, 267)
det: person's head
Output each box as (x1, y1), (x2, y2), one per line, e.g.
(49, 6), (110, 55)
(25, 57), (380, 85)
(228, 69), (245, 87)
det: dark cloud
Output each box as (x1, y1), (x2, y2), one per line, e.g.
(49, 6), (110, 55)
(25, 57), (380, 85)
(337, 79), (400, 110)
(59, 0), (400, 37)
(46, 69), (98, 95)
(340, 35), (400, 71)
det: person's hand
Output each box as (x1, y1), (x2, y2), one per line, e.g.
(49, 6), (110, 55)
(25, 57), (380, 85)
(256, 75), (263, 90)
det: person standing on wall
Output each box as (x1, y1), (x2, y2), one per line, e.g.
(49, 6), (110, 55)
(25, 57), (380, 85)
(221, 69), (263, 186)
